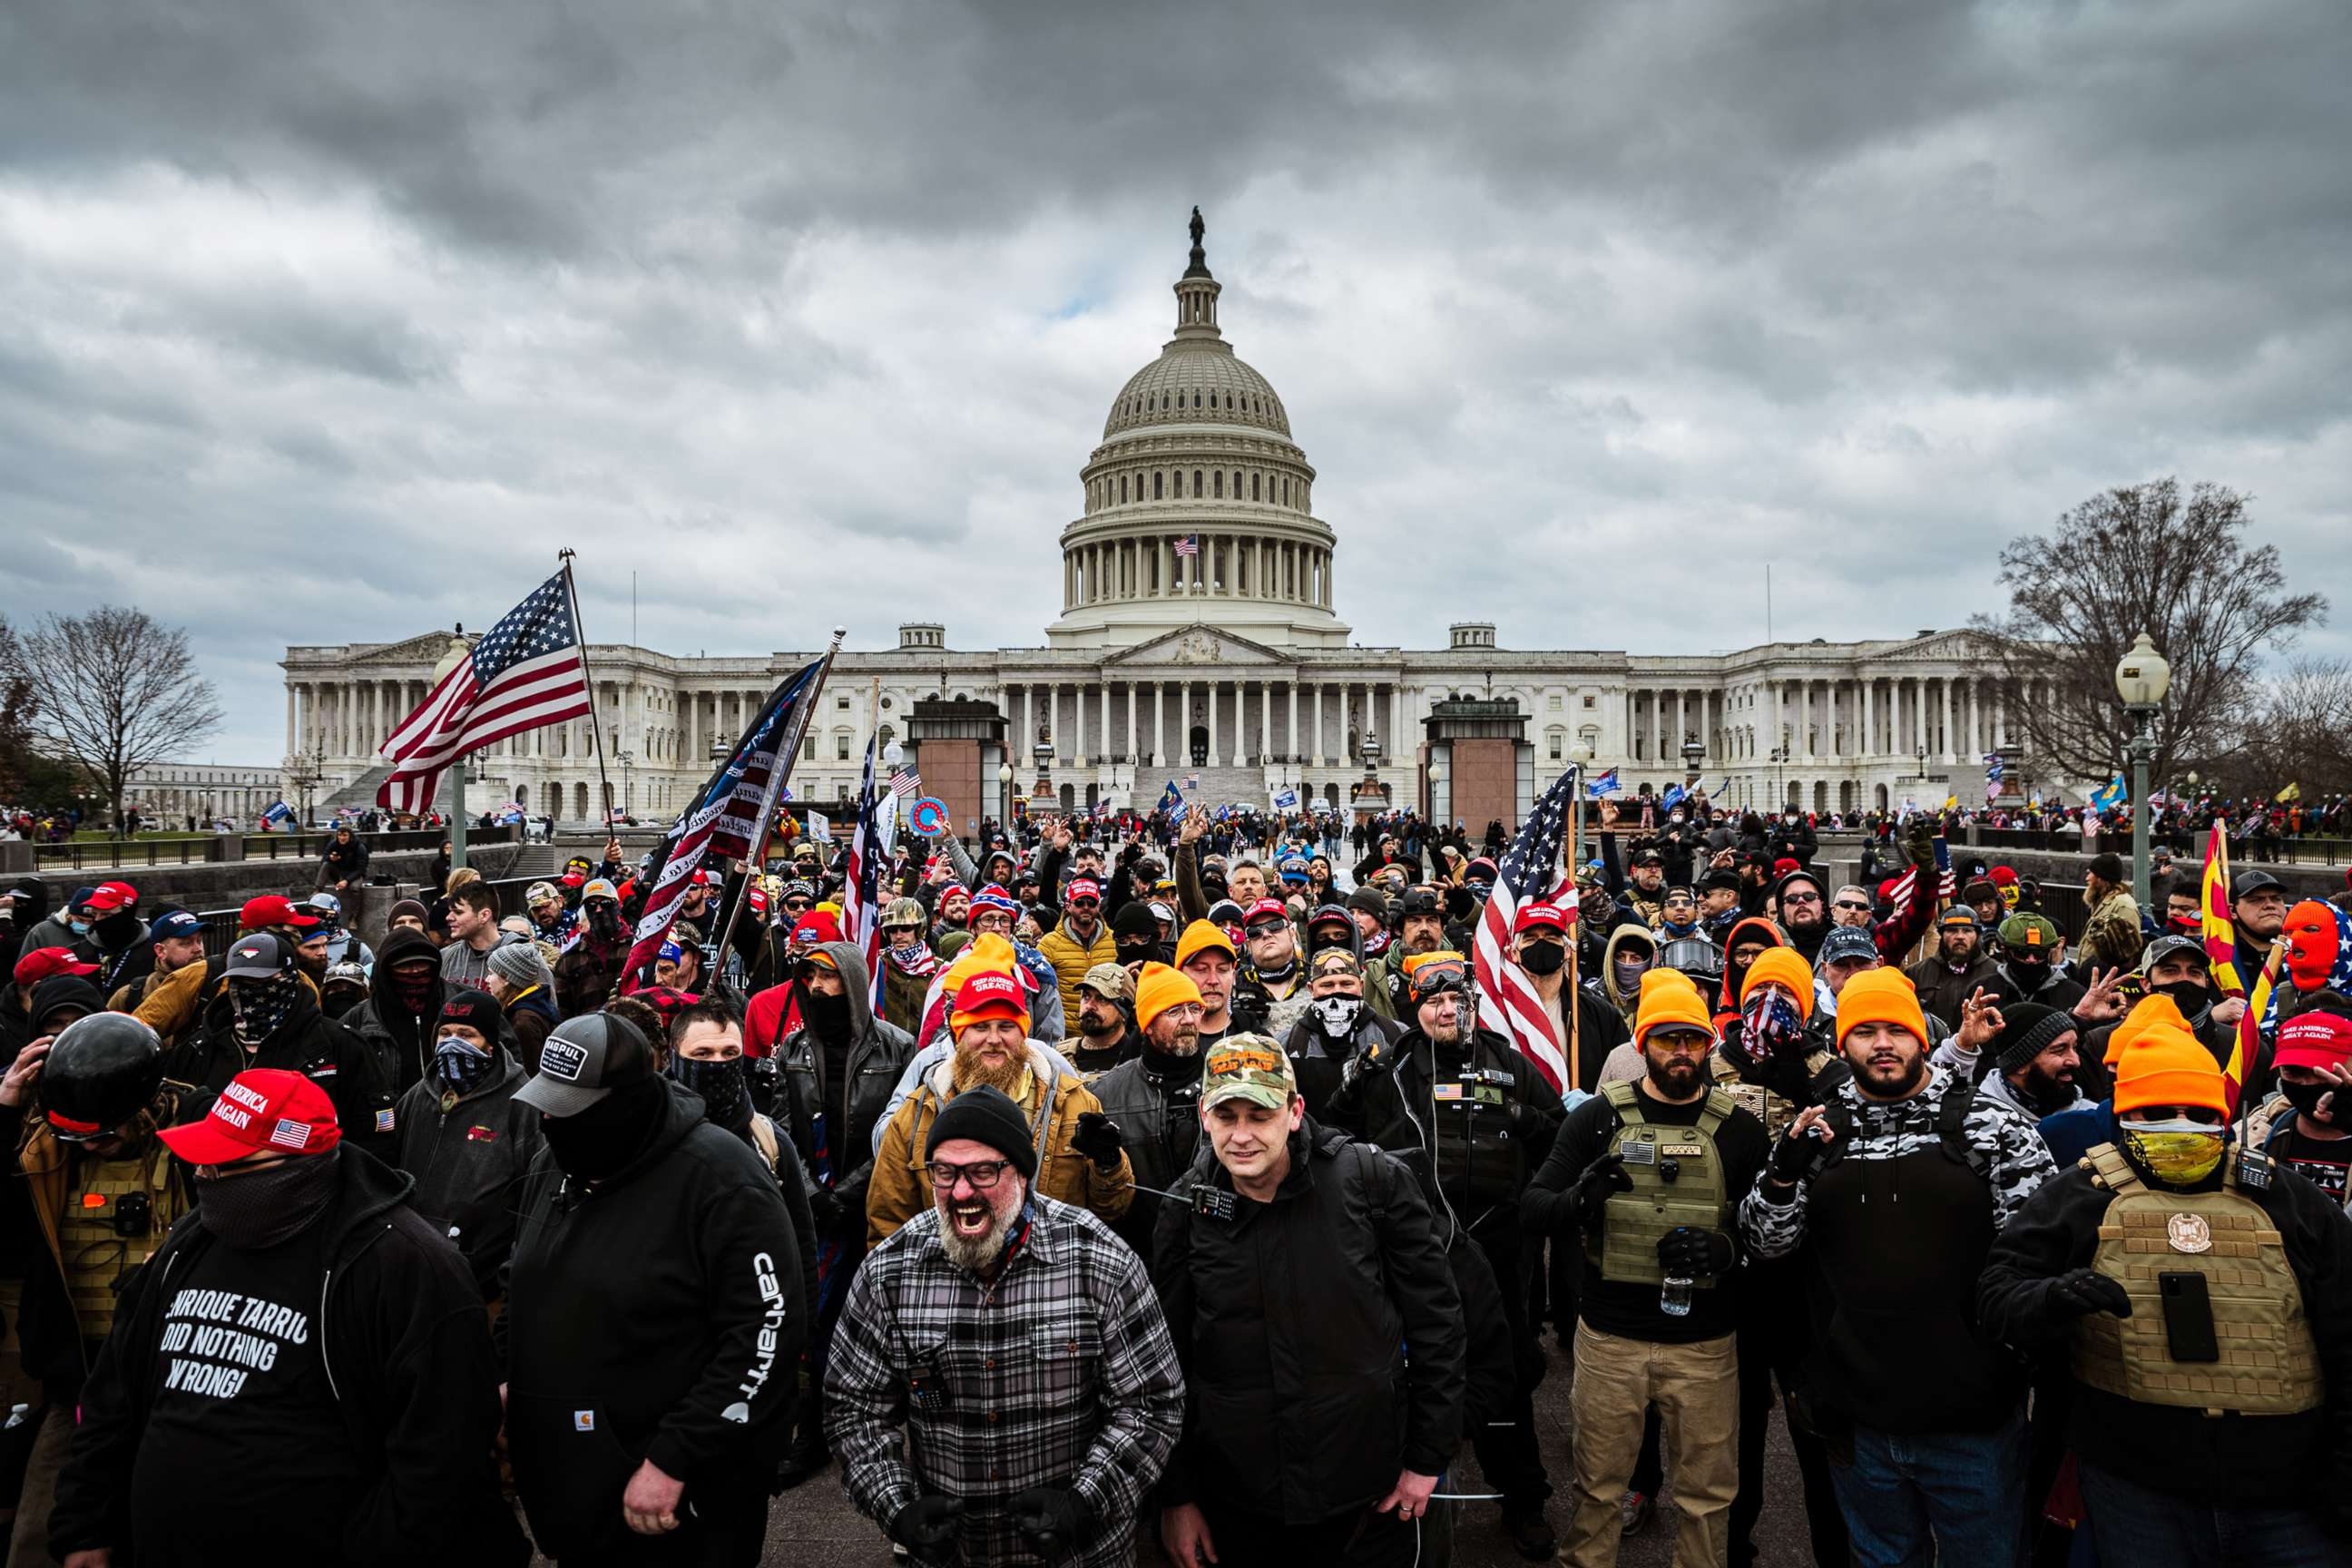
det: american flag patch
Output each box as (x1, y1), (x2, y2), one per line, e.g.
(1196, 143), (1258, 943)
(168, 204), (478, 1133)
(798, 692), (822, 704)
(270, 1118), (312, 1151)
(375, 1107), (397, 1132)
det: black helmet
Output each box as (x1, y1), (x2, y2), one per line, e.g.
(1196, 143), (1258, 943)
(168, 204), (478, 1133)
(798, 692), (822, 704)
(39, 1012), (164, 1142)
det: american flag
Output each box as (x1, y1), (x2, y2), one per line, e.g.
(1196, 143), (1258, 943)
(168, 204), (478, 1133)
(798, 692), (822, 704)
(838, 736), (890, 1012)
(1172, 534), (1200, 557)
(622, 659), (823, 980)
(1473, 765), (1580, 1094)
(888, 768), (921, 799)
(376, 573), (592, 815)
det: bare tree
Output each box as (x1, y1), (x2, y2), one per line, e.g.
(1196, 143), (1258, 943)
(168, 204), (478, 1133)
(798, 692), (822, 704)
(1967, 479), (2326, 788)
(6, 607), (224, 828)
(2207, 658), (2352, 802)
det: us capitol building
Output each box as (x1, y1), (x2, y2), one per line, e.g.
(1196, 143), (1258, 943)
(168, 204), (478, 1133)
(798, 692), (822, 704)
(282, 214), (2055, 834)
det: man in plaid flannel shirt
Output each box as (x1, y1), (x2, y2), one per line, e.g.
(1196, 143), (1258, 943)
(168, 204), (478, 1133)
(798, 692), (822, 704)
(826, 1083), (1184, 1565)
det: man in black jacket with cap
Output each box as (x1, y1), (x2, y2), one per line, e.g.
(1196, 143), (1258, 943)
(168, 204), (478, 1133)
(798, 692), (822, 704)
(503, 1013), (804, 1565)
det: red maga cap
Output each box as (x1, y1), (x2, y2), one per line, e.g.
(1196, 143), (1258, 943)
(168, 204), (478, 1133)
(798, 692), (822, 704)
(158, 1069), (341, 1164)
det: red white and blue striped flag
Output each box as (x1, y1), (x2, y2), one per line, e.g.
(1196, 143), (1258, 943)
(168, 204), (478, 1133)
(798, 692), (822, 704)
(623, 659), (823, 980)
(1172, 534), (1200, 557)
(838, 736), (893, 1011)
(376, 572), (592, 815)
(1472, 765), (1582, 1094)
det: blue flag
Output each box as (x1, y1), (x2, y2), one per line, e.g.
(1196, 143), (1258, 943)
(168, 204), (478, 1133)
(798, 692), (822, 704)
(261, 800), (295, 828)
(1158, 780), (1182, 816)
(1661, 783), (1686, 810)
(2090, 774), (2127, 811)
(1585, 768), (1621, 799)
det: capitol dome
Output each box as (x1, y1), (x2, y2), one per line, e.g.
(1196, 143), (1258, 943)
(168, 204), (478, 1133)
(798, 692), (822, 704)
(1048, 211), (1347, 653)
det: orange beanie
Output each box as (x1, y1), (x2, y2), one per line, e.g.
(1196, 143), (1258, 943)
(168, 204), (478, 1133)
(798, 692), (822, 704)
(2112, 1019), (2229, 1116)
(1741, 946), (1817, 1023)
(2102, 993), (2192, 1066)
(1835, 968), (1928, 1048)
(1635, 968), (1715, 1048)
(1133, 962), (1204, 1032)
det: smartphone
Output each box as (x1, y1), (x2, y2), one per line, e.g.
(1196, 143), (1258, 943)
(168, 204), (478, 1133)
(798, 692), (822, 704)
(2157, 1271), (2220, 1363)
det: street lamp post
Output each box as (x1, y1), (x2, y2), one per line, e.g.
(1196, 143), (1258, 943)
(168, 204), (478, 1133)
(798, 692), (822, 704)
(2114, 630), (2172, 911)
(997, 763), (1015, 838)
(614, 749), (635, 825)
(1681, 735), (1703, 790)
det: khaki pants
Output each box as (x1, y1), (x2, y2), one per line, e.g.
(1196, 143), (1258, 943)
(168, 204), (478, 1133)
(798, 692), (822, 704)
(1560, 1320), (1740, 1568)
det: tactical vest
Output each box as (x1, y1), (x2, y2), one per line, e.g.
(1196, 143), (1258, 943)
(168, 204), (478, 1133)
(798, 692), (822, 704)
(1710, 1050), (1830, 1141)
(1588, 1081), (1738, 1288)
(2072, 1142), (2322, 1416)
(59, 1149), (190, 1343)
(1430, 1063), (1522, 1210)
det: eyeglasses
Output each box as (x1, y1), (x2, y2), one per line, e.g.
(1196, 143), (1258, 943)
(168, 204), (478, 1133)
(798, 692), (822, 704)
(1068, 899), (1101, 911)
(1244, 922), (1288, 939)
(926, 1159), (1012, 1191)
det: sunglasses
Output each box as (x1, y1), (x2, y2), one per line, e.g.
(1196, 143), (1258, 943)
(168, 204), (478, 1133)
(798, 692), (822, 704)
(1834, 900), (1871, 912)
(1245, 922), (1288, 938)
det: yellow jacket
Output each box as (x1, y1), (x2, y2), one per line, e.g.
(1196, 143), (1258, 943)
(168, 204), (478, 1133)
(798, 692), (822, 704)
(1036, 919), (1116, 1025)
(867, 1042), (1133, 1248)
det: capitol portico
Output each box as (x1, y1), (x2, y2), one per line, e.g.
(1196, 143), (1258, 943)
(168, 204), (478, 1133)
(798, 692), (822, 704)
(281, 214), (2063, 834)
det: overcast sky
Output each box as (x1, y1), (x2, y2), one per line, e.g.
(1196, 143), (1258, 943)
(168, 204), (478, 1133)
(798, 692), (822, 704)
(3, 0), (2346, 765)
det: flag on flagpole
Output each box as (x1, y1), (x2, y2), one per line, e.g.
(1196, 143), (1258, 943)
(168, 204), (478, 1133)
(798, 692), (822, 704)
(2277, 780), (2302, 803)
(1661, 783), (1686, 811)
(1585, 767), (1621, 799)
(261, 800), (296, 828)
(623, 659), (824, 980)
(888, 768), (921, 800)
(376, 572), (593, 815)
(838, 737), (890, 1012)
(1172, 534), (1200, 557)
(2089, 774), (2126, 812)
(1474, 765), (1581, 1094)
(2200, 824), (2244, 995)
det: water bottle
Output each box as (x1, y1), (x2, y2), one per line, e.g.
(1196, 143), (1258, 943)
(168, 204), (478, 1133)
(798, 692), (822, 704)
(1660, 1275), (1693, 1318)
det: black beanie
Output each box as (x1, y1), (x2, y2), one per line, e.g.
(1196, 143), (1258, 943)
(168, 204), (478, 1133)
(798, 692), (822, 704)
(438, 988), (500, 1034)
(1994, 1002), (2075, 1074)
(926, 1084), (1039, 1180)
(1112, 901), (1161, 941)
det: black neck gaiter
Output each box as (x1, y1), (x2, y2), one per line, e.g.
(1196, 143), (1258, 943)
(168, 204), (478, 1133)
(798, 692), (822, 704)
(197, 1150), (342, 1250)
(542, 1077), (666, 1183)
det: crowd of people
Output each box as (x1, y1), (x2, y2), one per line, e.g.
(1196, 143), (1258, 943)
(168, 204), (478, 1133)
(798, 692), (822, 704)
(0, 783), (2347, 1567)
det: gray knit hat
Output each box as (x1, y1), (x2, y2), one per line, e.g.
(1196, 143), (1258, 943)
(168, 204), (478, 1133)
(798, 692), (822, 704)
(487, 939), (554, 993)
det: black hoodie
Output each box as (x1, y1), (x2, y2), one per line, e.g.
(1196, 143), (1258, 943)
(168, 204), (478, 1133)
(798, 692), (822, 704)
(502, 1079), (805, 1561)
(170, 975), (397, 1159)
(344, 926), (446, 1095)
(48, 1148), (527, 1566)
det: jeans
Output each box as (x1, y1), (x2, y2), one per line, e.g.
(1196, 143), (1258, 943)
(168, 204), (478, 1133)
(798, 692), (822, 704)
(2079, 1462), (2350, 1568)
(1830, 1409), (2028, 1568)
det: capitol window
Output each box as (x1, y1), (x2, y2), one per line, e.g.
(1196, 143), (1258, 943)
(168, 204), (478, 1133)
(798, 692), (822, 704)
(1154, 472), (1164, 499)
(1250, 473), (1260, 500)
(1213, 471), (1223, 498)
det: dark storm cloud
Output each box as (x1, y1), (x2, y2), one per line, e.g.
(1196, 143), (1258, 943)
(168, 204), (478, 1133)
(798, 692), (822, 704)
(0, 0), (2346, 761)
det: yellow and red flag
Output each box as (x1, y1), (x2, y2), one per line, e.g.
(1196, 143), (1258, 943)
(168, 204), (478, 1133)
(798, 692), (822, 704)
(2200, 823), (2244, 995)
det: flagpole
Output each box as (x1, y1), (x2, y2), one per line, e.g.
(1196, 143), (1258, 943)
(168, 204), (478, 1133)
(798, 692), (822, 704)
(710, 627), (846, 961)
(557, 550), (620, 841)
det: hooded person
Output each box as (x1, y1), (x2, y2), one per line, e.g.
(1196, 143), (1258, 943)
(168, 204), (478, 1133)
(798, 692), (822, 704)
(864, 967), (1132, 1247)
(776, 941), (918, 1277)
(169, 933), (397, 1158)
(48, 1068), (525, 1567)
(392, 988), (546, 1301)
(1111, 898), (1168, 969)
(483, 938), (560, 1072)
(1978, 1017), (2352, 1557)
(2, 876), (54, 963)
(1712, 916), (1790, 1028)
(341, 926), (448, 1096)
(502, 1014), (806, 1564)
(1769, 866), (1833, 964)
(1593, 924), (1661, 1029)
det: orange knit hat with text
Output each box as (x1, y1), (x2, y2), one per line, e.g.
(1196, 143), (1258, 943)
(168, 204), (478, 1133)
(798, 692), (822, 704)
(2112, 1018), (2230, 1116)
(1835, 968), (1928, 1048)
(1634, 968), (1715, 1048)
(1740, 946), (1817, 1024)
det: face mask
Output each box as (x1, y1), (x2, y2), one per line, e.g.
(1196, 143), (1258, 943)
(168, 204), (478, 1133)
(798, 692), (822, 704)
(800, 986), (853, 1043)
(1309, 994), (1362, 1039)
(2122, 1119), (2228, 1186)
(68, 918), (91, 937)
(587, 905), (622, 939)
(322, 986), (366, 1020)
(542, 1077), (664, 1182)
(390, 966), (437, 1014)
(95, 910), (141, 947)
(1670, 814), (1685, 826)
(2155, 979), (2210, 1016)
(2006, 960), (2048, 995)
(197, 1150), (341, 1250)
(1740, 986), (1805, 1063)
(1613, 956), (1651, 994)
(434, 1034), (498, 1098)
(2280, 1078), (2337, 1122)
(672, 1054), (750, 1129)
(1518, 940), (1565, 976)
(229, 973), (299, 1046)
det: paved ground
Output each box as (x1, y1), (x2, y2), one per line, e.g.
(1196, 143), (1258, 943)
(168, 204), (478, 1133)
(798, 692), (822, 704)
(763, 1330), (1822, 1566)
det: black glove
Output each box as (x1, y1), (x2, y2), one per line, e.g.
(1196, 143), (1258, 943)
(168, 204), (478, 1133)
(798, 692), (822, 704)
(887, 1494), (964, 1550)
(1008, 1486), (1093, 1554)
(1339, 1037), (1394, 1094)
(1071, 1111), (1124, 1171)
(1656, 1225), (1736, 1277)
(2045, 1267), (2132, 1320)
(1564, 1152), (1632, 1233)
(1767, 1121), (1834, 1189)
(807, 1184), (846, 1233)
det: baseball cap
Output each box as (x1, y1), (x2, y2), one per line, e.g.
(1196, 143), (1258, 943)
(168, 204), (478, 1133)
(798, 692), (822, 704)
(2141, 933), (2210, 973)
(1242, 897), (1289, 930)
(2274, 1010), (2352, 1072)
(1310, 947), (1361, 980)
(222, 933), (292, 979)
(14, 947), (100, 985)
(526, 881), (560, 905)
(1065, 878), (1102, 906)
(1631, 847), (1664, 868)
(1201, 1033), (1298, 1111)
(2232, 869), (2285, 901)
(516, 1014), (658, 1116)
(1513, 902), (1570, 936)
(1997, 913), (2061, 954)
(1078, 962), (1133, 1003)
(582, 878), (619, 902)
(158, 1068), (340, 1163)
(239, 895), (318, 931)
(1938, 907), (1978, 932)
(84, 884), (136, 914)
(1817, 926), (1879, 967)
(658, 940), (687, 964)
(949, 969), (1029, 1034)
(149, 909), (205, 942)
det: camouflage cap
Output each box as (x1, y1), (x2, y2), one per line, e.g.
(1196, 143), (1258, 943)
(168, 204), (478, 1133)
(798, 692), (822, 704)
(1078, 961), (1134, 1003)
(1201, 1032), (1298, 1111)
(883, 897), (927, 929)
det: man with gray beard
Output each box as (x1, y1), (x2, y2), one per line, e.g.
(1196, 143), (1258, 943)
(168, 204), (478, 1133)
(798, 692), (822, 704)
(827, 1084), (1186, 1567)
(1090, 963), (1211, 1254)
